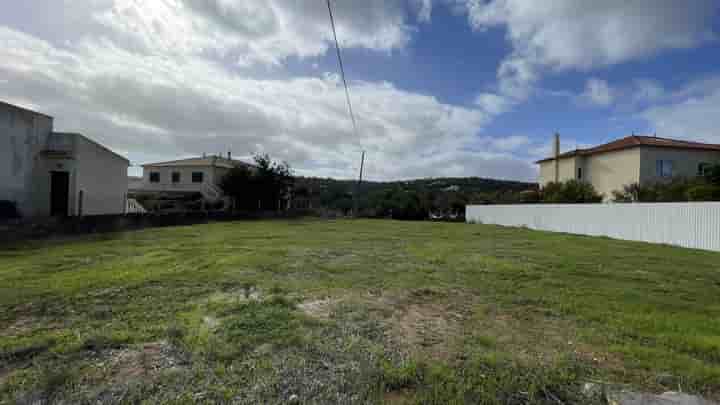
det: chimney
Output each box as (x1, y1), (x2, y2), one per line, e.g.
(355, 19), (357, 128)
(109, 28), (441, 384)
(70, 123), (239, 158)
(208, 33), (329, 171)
(553, 132), (560, 183)
(228, 151), (232, 160)
(202, 152), (206, 158)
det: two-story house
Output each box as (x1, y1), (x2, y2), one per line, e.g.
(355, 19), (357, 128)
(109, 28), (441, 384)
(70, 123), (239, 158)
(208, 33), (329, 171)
(133, 155), (254, 202)
(537, 134), (720, 200)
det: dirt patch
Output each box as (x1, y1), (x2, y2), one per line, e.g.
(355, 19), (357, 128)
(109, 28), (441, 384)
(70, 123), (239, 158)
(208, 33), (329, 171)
(1, 316), (37, 336)
(98, 341), (188, 385)
(300, 290), (467, 361)
(384, 389), (415, 404)
(298, 298), (337, 320)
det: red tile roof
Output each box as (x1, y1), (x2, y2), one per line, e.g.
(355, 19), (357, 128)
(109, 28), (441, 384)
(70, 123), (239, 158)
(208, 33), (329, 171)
(536, 135), (720, 163)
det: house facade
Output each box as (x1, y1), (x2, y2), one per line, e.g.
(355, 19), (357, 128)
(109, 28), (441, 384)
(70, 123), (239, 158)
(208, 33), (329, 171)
(133, 155), (253, 201)
(537, 134), (720, 199)
(0, 101), (129, 217)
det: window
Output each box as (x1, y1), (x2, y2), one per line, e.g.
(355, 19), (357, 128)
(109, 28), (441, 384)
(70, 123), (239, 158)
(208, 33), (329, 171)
(192, 172), (204, 183)
(577, 167), (583, 180)
(698, 162), (711, 176)
(172, 172), (181, 183)
(149, 172), (160, 183)
(656, 160), (673, 178)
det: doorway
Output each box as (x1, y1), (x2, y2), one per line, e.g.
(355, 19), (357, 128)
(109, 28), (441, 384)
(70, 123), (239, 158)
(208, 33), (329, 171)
(50, 171), (70, 216)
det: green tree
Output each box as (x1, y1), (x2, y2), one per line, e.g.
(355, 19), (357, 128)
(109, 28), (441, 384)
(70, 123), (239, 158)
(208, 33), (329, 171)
(219, 154), (294, 212)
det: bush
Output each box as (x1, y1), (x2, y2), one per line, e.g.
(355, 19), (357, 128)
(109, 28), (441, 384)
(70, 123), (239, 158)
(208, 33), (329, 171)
(542, 180), (603, 203)
(0, 200), (20, 219)
(613, 178), (720, 203)
(687, 184), (720, 201)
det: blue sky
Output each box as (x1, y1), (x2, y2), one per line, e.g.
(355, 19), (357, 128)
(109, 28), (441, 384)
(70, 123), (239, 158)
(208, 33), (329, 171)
(1, 1), (720, 181)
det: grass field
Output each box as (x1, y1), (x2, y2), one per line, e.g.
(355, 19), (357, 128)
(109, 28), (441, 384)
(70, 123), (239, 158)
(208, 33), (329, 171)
(1, 219), (720, 404)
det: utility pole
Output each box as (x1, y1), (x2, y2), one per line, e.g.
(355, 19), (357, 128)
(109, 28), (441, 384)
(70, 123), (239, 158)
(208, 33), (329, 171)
(354, 150), (365, 217)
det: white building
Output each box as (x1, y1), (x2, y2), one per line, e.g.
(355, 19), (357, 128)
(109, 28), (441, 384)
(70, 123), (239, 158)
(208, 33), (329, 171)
(133, 155), (254, 202)
(0, 101), (129, 217)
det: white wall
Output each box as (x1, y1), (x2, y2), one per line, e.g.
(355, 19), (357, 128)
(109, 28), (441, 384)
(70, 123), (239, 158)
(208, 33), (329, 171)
(139, 165), (223, 192)
(466, 203), (720, 252)
(74, 134), (129, 215)
(0, 103), (53, 216)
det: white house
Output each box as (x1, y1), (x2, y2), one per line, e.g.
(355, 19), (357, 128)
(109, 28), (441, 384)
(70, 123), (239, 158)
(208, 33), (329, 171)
(132, 155), (254, 202)
(0, 101), (129, 217)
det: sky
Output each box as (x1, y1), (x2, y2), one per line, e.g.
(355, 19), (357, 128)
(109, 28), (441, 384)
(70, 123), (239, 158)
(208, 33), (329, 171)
(1, 1), (720, 182)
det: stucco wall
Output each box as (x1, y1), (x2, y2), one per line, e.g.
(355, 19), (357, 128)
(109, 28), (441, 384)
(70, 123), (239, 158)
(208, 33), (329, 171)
(74, 134), (129, 215)
(0, 103), (53, 216)
(538, 157), (577, 185)
(139, 165), (224, 192)
(584, 147), (641, 199)
(639, 147), (720, 183)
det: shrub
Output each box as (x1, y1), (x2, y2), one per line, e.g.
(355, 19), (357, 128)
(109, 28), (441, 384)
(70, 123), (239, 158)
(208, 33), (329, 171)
(542, 180), (603, 203)
(0, 200), (20, 219)
(687, 184), (720, 201)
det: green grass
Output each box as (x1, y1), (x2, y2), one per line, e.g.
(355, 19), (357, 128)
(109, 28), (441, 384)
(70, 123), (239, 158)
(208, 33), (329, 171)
(1, 219), (719, 404)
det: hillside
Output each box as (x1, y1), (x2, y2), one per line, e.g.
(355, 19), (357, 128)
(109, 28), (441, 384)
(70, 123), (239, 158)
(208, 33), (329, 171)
(293, 176), (537, 218)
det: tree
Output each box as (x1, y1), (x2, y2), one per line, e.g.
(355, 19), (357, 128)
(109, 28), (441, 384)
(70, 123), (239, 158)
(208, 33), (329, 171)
(219, 165), (255, 211)
(219, 154), (294, 212)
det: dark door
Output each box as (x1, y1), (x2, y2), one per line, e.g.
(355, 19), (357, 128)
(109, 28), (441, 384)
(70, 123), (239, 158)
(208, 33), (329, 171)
(50, 171), (70, 216)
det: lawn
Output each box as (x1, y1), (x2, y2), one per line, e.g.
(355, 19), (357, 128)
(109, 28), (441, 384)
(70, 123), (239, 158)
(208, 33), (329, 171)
(1, 219), (720, 404)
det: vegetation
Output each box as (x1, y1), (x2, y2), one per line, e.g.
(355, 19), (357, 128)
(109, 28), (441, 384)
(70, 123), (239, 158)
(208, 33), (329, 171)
(220, 154), (294, 211)
(540, 180), (603, 203)
(293, 177), (536, 219)
(612, 164), (720, 203)
(2, 220), (720, 403)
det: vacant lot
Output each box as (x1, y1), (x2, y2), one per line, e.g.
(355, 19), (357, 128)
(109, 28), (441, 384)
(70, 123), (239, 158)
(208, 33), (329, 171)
(1, 219), (719, 404)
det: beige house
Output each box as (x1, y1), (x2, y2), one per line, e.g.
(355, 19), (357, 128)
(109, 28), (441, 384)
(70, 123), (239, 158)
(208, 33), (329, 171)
(537, 134), (720, 200)
(1, 101), (129, 217)
(133, 155), (253, 202)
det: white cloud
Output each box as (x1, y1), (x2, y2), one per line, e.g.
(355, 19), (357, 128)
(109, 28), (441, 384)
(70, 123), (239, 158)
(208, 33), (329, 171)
(642, 78), (720, 144)
(463, 0), (718, 109)
(582, 78), (615, 106)
(0, 24), (538, 181)
(95, 0), (425, 66)
(475, 93), (511, 115)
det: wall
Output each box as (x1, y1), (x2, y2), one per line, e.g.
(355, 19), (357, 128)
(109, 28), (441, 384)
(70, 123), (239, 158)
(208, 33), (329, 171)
(466, 203), (720, 252)
(538, 156), (578, 185)
(139, 165), (216, 193)
(584, 147), (641, 199)
(0, 103), (54, 216)
(74, 134), (129, 215)
(639, 147), (720, 183)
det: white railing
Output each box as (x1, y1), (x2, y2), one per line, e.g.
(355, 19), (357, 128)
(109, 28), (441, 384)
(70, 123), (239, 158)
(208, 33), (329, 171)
(126, 198), (147, 214)
(466, 202), (720, 252)
(201, 182), (224, 202)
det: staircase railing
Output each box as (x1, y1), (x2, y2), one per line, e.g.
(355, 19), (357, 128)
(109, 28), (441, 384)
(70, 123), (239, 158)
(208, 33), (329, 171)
(126, 198), (147, 214)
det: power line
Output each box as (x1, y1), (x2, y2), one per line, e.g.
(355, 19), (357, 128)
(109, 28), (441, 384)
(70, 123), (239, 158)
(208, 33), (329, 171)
(326, 0), (358, 139)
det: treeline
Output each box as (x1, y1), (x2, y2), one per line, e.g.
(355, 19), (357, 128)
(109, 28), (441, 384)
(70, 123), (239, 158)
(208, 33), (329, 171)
(292, 176), (537, 219)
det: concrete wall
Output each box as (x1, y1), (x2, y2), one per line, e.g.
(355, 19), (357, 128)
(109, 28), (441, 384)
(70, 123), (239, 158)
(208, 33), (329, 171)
(467, 202), (720, 252)
(639, 147), (720, 183)
(0, 103), (54, 216)
(584, 147), (641, 199)
(73, 134), (129, 215)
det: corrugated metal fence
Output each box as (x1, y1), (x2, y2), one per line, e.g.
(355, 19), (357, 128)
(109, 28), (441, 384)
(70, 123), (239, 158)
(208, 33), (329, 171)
(466, 203), (720, 252)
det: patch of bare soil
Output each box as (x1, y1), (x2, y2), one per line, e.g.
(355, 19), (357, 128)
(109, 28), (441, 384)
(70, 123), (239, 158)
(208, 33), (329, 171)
(298, 298), (337, 320)
(105, 341), (187, 383)
(300, 289), (469, 361)
(383, 389), (415, 404)
(1, 316), (37, 337)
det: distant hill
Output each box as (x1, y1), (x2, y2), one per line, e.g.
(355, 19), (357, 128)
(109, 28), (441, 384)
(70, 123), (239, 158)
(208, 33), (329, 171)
(293, 176), (538, 218)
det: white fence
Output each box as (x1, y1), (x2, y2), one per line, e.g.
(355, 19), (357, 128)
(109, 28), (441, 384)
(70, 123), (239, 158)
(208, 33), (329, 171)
(466, 203), (720, 252)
